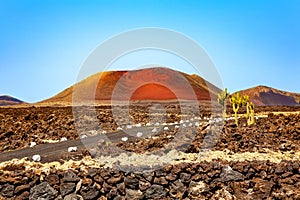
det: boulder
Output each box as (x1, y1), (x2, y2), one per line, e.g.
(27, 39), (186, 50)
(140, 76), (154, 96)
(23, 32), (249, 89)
(29, 182), (58, 200)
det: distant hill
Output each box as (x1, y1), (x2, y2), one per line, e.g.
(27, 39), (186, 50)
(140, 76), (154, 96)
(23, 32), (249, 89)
(41, 67), (221, 105)
(237, 85), (300, 106)
(39, 68), (300, 107)
(0, 95), (24, 106)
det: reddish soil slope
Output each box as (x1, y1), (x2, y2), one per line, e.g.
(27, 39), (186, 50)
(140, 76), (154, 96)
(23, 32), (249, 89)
(42, 67), (221, 104)
(237, 85), (300, 106)
(0, 95), (24, 106)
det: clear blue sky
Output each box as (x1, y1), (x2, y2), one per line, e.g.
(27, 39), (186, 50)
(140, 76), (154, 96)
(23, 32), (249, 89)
(0, 0), (299, 102)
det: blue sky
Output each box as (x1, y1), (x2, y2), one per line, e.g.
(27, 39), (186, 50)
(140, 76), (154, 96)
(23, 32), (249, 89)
(0, 0), (299, 102)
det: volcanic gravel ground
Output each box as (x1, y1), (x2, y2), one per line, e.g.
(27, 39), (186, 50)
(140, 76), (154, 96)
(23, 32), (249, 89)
(113, 113), (300, 154)
(0, 105), (201, 153)
(191, 113), (300, 153)
(1, 105), (300, 199)
(0, 107), (76, 152)
(0, 106), (300, 155)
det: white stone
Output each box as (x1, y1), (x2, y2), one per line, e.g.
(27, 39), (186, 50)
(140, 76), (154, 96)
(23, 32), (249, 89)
(32, 154), (41, 162)
(102, 130), (107, 134)
(136, 132), (143, 137)
(183, 124), (186, 128)
(154, 122), (160, 126)
(30, 142), (36, 147)
(81, 134), (87, 139)
(121, 137), (128, 142)
(68, 146), (77, 152)
(163, 127), (169, 130)
(152, 128), (157, 133)
(126, 125), (132, 129)
(209, 117), (223, 124)
(146, 122), (151, 126)
(135, 123), (142, 127)
(117, 127), (123, 130)
(175, 125), (180, 129)
(60, 137), (67, 142)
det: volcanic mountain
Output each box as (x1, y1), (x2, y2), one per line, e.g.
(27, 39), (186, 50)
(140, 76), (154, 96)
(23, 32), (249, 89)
(237, 85), (300, 106)
(42, 67), (221, 105)
(0, 95), (24, 106)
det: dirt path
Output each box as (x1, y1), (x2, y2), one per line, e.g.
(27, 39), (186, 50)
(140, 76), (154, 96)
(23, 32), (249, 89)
(0, 124), (180, 163)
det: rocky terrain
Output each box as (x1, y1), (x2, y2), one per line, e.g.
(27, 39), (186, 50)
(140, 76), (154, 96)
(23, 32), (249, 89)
(1, 158), (300, 200)
(0, 105), (300, 199)
(0, 105), (299, 154)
